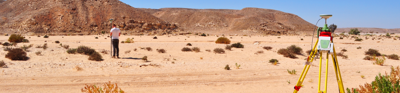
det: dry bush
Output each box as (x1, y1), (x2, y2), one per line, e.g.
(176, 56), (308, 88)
(74, 66), (83, 71)
(364, 56), (373, 60)
(287, 45), (303, 55)
(263, 46), (272, 50)
(374, 57), (385, 66)
(365, 49), (381, 56)
(55, 41), (60, 43)
(36, 43), (48, 50)
(347, 66), (400, 93)
(205, 49), (211, 52)
(62, 45), (69, 49)
(278, 49), (297, 58)
(192, 47), (200, 52)
(2, 42), (10, 46)
(255, 51), (264, 54)
(88, 52), (103, 61)
(77, 46), (95, 55)
(215, 37), (231, 44)
(0, 60), (6, 68)
(67, 48), (77, 54)
(269, 59), (279, 63)
(35, 51), (42, 56)
(306, 49), (312, 55)
(388, 54), (399, 60)
(146, 47), (152, 51)
(341, 49), (347, 52)
(355, 38), (363, 41)
(3, 47), (12, 51)
(225, 45), (232, 50)
(142, 56), (148, 62)
(186, 43), (192, 46)
(157, 49), (166, 53)
(8, 34), (24, 43)
(5, 48), (28, 60)
(181, 47), (192, 52)
(213, 48), (225, 54)
(231, 42), (244, 48)
(43, 35), (49, 38)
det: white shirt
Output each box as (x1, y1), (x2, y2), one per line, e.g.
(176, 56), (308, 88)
(110, 27), (121, 39)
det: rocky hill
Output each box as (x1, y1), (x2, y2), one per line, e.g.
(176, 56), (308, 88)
(0, 0), (181, 35)
(140, 8), (316, 35)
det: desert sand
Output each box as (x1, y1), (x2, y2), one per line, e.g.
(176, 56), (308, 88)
(0, 34), (399, 93)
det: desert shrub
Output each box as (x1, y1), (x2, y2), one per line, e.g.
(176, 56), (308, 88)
(43, 35), (49, 38)
(192, 47), (200, 52)
(142, 56), (148, 62)
(263, 46), (272, 50)
(2, 42), (10, 46)
(8, 34), (24, 43)
(146, 47), (152, 51)
(186, 43), (192, 46)
(22, 39), (29, 43)
(349, 28), (361, 35)
(341, 49), (347, 52)
(224, 65), (230, 70)
(388, 54), (399, 60)
(357, 46), (362, 49)
(121, 41), (125, 43)
(55, 41), (60, 43)
(77, 46), (95, 55)
(213, 48), (225, 54)
(287, 45), (303, 55)
(278, 49), (297, 58)
(157, 49), (166, 53)
(21, 44), (33, 51)
(347, 66), (400, 93)
(36, 43), (48, 50)
(235, 63), (241, 69)
(153, 36), (157, 39)
(88, 52), (103, 61)
(35, 51), (42, 56)
(95, 37), (98, 39)
(81, 81), (125, 93)
(215, 37), (231, 44)
(374, 57), (385, 66)
(231, 42), (244, 48)
(339, 37), (343, 39)
(287, 69), (297, 75)
(181, 47), (192, 52)
(62, 45), (69, 49)
(0, 60), (5, 67)
(200, 33), (207, 36)
(365, 49), (381, 56)
(364, 56), (373, 60)
(5, 48), (28, 60)
(355, 38), (363, 41)
(67, 48), (77, 54)
(125, 38), (134, 43)
(269, 59), (279, 63)
(225, 45), (232, 50)
(3, 47), (13, 51)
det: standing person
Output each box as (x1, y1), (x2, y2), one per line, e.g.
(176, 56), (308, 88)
(110, 24), (121, 58)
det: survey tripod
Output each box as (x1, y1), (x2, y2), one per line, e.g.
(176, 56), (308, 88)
(293, 14), (344, 93)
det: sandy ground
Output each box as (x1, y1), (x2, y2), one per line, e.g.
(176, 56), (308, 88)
(0, 35), (399, 93)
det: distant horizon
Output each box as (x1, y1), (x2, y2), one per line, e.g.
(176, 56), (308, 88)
(121, 0), (400, 29)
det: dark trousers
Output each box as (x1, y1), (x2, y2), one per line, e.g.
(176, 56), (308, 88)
(112, 39), (119, 57)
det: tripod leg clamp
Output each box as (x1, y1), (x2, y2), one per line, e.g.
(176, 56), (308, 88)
(294, 86), (301, 91)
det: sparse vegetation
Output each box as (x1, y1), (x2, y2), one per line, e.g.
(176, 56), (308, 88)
(192, 47), (200, 52)
(225, 45), (232, 50)
(186, 43), (192, 46)
(213, 48), (225, 54)
(5, 48), (28, 60)
(215, 37), (231, 44)
(67, 48), (77, 54)
(88, 52), (103, 61)
(70, 46), (102, 61)
(2, 42), (10, 46)
(287, 69), (296, 75)
(55, 41), (60, 43)
(35, 51), (42, 56)
(349, 28), (361, 35)
(231, 42), (244, 48)
(125, 38), (134, 43)
(36, 43), (48, 50)
(21, 44), (33, 51)
(278, 49), (297, 58)
(8, 34), (24, 43)
(365, 49), (381, 56)
(200, 33), (207, 37)
(142, 56), (148, 62)
(287, 45), (303, 55)
(374, 57), (385, 66)
(43, 35), (49, 38)
(388, 54), (399, 60)
(263, 46), (272, 50)
(0, 60), (5, 68)
(146, 47), (152, 51)
(181, 47), (192, 52)
(81, 81), (125, 93)
(62, 45), (69, 49)
(357, 46), (362, 49)
(224, 64), (230, 70)
(235, 63), (241, 69)
(157, 49), (166, 53)
(3, 47), (12, 51)
(269, 59), (279, 63)
(346, 66), (400, 93)
(77, 46), (95, 55)
(355, 38), (363, 41)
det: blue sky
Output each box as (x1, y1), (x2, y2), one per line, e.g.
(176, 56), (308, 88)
(120, 0), (399, 29)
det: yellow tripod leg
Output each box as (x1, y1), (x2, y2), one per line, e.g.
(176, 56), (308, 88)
(324, 53), (329, 93)
(318, 52), (323, 93)
(294, 40), (319, 93)
(332, 46), (345, 93)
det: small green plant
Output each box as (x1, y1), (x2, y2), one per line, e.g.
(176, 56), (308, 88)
(374, 57), (385, 66)
(287, 69), (296, 75)
(355, 38), (363, 41)
(235, 63), (241, 69)
(215, 37), (231, 44)
(101, 31), (106, 34)
(181, 47), (192, 52)
(349, 28), (361, 35)
(361, 75), (365, 79)
(213, 48), (225, 54)
(287, 80), (291, 84)
(224, 64), (230, 70)
(269, 59), (279, 63)
(231, 42), (244, 48)
(125, 38), (134, 43)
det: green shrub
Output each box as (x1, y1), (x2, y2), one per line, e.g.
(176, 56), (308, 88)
(181, 47), (192, 52)
(125, 38), (134, 43)
(349, 28), (361, 35)
(287, 69), (296, 75)
(388, 54), (399, 60)
(355, 38), (363, 41)
(213, 48), (225, 54)
(67, 48), (77, 54)
(215, 37), (231, 44)
(8, 34), (24, 43)
(88, 52), (103, 61)
(365, 49), (381, 56)
(347, 66), (400, 93)
(224, 64), (230, 70)
(269, 59), (279, 63)
(231, 42), (244, 48)
(43, 35), (49, 38)
(77, 46), (95, 55)
(5, 48), (28, 60)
